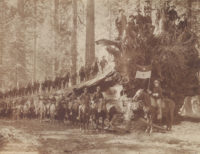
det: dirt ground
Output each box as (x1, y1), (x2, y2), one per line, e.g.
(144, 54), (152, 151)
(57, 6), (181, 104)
(0, 118), (199, 154)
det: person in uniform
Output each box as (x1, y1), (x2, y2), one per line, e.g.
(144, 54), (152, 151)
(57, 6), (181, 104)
(93, 86), (104, 104)
(125, 15), (138, 49)
(115, 8), (127, 40)
(100, 56), (108, 73)
(167, 5), (178, 23)
(78, 88), (91, 120)
(135, 9), (144, 27)
(178, 13), (188, 32)
(148, 80), (163, 120)
(79, 66), (85, 83)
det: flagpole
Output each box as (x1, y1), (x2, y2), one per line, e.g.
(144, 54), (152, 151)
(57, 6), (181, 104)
(147, 60), (153, 90)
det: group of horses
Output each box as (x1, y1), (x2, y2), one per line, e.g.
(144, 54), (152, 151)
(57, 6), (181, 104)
(0, 94), (118, 131)
(0, 88), (176, 134)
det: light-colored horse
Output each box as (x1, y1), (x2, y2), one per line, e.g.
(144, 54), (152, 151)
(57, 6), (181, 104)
(49, 103), (56, 123)
(38, 100), (46, 122)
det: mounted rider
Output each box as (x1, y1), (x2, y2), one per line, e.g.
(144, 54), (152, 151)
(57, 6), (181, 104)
(148, 80), (163, 120)
(93, 86), (104, 112)
(78, 88), (91, 120)
(93, 86), (104, 103)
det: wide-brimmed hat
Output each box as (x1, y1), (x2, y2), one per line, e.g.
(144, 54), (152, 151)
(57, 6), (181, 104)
(119, 8), (125, 13)
(129, 15), (135, 19)
(170, 5), (176, 8)
(136, 9), (142, 13)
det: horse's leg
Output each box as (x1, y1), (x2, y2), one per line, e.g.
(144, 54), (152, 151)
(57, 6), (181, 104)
(102, 115), (104, 130)
(149, 115), (153, 134)
(96, 114), (99, 130)
(169, 107), (174, 131)
(145, 116), (150, 133)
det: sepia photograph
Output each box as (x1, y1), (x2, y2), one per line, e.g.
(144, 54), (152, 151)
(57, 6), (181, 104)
(0, 0), (200, 153)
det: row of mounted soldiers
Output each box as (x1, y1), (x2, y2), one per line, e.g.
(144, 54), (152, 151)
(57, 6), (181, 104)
(1, 56), (108, 99)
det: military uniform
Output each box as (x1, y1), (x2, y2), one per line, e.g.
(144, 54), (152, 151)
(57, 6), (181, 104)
(93, 91), (103, 104)
(168, 8), (178, 22)
(152, 85), (163, 120)
(115, 11), (127, 40)
(80, 92), (90, 106)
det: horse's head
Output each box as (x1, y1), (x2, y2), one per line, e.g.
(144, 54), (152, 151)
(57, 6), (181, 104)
(133, 89), (144, 102)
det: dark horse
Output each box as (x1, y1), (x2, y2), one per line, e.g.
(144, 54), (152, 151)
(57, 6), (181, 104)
(79, 103), (91, 131)
(91, 99), (107, 130)
(133, 89), (175, 133)
(67, 99), (79, 125)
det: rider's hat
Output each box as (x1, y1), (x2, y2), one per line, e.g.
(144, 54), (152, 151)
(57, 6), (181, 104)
(119, 8), (125, 13)
(129, 15), (135, 19)
(171, 5), (176, 8)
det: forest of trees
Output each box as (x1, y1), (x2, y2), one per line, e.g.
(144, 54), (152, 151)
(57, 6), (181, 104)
(0, 0), (199, 96)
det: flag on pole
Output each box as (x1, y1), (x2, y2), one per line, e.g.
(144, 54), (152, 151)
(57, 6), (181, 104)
(135, 65), (152, 79)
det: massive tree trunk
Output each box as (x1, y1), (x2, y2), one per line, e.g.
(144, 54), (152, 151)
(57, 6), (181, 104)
(17, 0), (26, 87)
(71, 0), (78, 85)
(187, 0), (192, 28)
(85, 0), (95, 67)
(33, 0), (37, 82)
(0, 0), (4, 89)
(53, 0), (59, 79)
(0, 0), (4, 65)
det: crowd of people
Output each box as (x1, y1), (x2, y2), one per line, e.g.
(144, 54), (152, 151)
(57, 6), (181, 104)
(0, 1), (192, 132)
(115, 1), (188, 46)
(0, 56), (108, 100)
(0, 86), (117, 130)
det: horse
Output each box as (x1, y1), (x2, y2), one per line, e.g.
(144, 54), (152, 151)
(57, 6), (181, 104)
(67, 99), (79, 125)
(133, 89), (175, 133)
(79, 102), (91, 131)
(23, 103), (29, 119)
(91, 99), (107, 130)
(49, 103), (56, 123)
(38, 100), (46, 122)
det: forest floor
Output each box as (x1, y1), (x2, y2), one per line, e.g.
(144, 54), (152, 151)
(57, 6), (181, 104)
(0, 118), (199, 154)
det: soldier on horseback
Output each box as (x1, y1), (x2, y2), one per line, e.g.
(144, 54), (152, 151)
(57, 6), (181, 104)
(93, 86), (104, 104)
(148, 80), (163, 120)
(78, 88), (91, 120)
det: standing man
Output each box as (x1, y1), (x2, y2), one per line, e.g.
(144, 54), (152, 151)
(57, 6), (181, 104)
(79, 66), (85, 83)
(167, 5), (178, 24)
(100, 56), (108, 73)
(115, 8), (127, 41)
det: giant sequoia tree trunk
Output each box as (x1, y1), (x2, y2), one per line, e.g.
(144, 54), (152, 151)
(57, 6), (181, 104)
(187, 0), (192, 28)
(71, 0), (78, 85)
(0, 0), (5, 89)
(33, 0), (37, 82)
(0, 0), (4, 65)
(85, 0), (95, 67)
(53, 0), (59, 79)
(17, 0), (26, 87)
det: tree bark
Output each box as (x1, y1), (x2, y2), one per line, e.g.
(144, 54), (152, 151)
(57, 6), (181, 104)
(71, 0), (78, 85)
(53, 0), (59, 79)
(85, 0), (95, 67)
(187, 0), (192, 28)
(17, 0), (26, 87)
(0, 0), (4, 65)
(33, 0), (37, 82)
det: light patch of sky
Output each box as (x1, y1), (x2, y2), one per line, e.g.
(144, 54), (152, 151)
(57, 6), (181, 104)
(6, 0), (17, 8)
